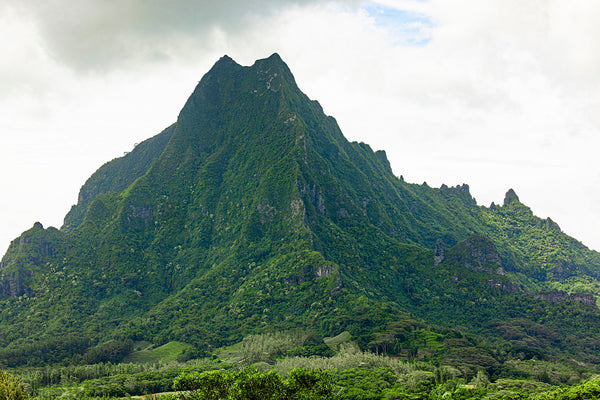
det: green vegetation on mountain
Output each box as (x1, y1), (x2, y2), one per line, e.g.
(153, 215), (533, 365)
(2, 54), (600, 399)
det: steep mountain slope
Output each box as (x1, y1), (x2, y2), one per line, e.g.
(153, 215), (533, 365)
(62, 123), (176, 232)
(2, 54), (600, 368)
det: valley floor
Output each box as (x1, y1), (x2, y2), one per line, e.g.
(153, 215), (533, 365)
(5, 334), (600, 400)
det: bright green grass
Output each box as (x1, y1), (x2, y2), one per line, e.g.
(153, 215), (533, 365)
(323, 331), (351, 350)
(124, 341), (193, 363)
(215, 341), (244, 363)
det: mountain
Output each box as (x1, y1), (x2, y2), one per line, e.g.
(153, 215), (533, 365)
(2, 54), (600, 371)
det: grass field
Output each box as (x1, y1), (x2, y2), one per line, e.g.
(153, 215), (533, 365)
(124, 341), (193, 363)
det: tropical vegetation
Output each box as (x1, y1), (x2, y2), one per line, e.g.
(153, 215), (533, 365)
(2, 54), (600, 398)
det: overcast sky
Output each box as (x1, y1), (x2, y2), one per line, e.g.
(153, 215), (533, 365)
(1, 0), (599, 255)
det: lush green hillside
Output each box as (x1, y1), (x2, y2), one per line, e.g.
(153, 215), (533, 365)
(2, 54), (600, 374)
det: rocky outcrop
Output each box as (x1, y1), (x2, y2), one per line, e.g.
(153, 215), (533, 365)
(442, 235), (504, 275)
(503, 189), (520, 206)
(434, 239), (445, 266)
(283, 264), (342, 294)
(315, 265), (335, 278)
(2, 222), (56, 265)
(487, 278), (521, 293)
(440, 183), (477, 206)
(534, 290), (596, 307)
(0, 222), (62, 298)
(542, 217), (561, 232)
(0, 270), (32, 298)
(300, 183), (326, 216)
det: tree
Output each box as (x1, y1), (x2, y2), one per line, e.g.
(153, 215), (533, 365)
(471, 370), (489, 389)
(228, 370), (284, 400)
(285, 368), (334, 400)
(0, 370), (30, 400)
(172, 368), (333, 400)
(173, 370), (234, 400)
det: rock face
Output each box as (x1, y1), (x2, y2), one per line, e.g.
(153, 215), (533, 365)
(534, 290), (597, 307)
(503, 189), (520, 206)
(443, 235), (504, 275)
(0, 270), (31, 298)
(487, 278), (520, 293)
(440, 184), (477, 206)
(0, 222), (62, 298)
(434, 239), (445, 266)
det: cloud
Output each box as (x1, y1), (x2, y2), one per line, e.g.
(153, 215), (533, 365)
(0, 4), (60, 98)
(10, 0), (362, 72)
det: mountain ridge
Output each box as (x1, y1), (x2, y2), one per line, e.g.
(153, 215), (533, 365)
(1, 54), (600, 369)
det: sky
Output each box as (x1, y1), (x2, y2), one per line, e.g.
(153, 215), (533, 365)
(1, 0), (599, 255)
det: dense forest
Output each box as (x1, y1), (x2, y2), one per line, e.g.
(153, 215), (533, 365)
(3, 330), (600, 399)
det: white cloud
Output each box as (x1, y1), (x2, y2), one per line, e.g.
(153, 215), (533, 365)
(8, 0), (362, 72)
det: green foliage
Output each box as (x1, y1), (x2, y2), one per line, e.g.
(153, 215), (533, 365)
(2, 53), (600, 382)
(273, 345), (416, 382)
(82, 340), (134, 364)
(240, 331), (310, 364)
(172, 368), (333, 400)
(285, 368), (334, 399)
(537, 379), (600, 400)
(5, 349), (600, 400)
(471, 370), (490, 388)
(227, 369), (284, 400)
(19, 359), (228, 398)
(0, 336), (90, 368)
(174, 369), (235, 398)
(323, 331), (352, 350)
(124, 341), (194, 364)
(62, 124), (176, 232)
(0, 370), (29, 400)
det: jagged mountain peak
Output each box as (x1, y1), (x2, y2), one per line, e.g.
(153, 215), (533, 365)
(440, 183), (477, 206)
(212, 52), (285, 70)
(170, 53), (304, 153)
(214, 54), (236, 65)
(503, 188), (520, 206)
(197, 53), (297, 96)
